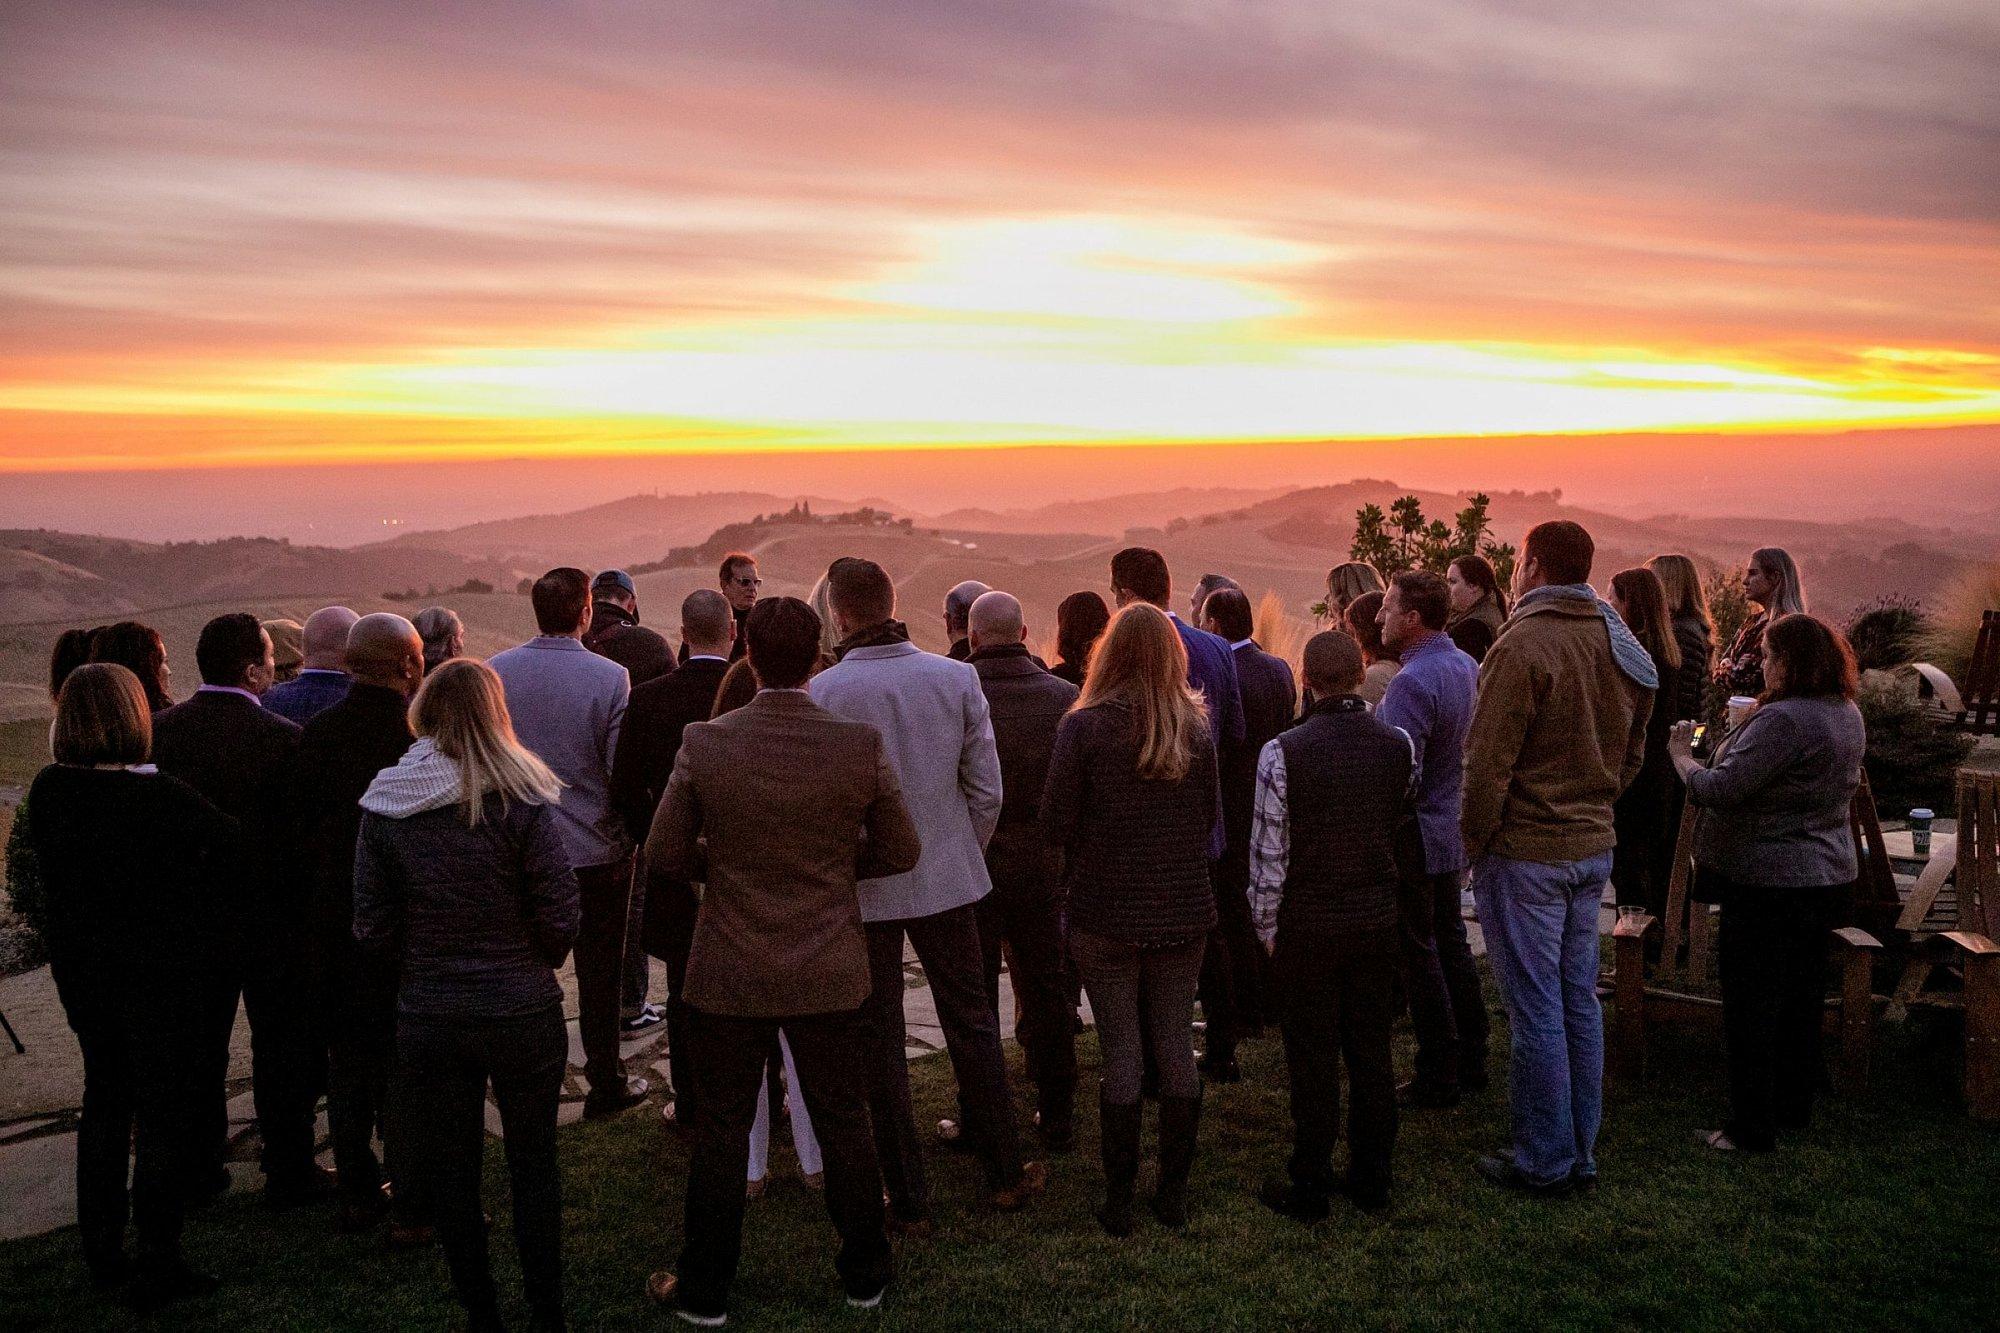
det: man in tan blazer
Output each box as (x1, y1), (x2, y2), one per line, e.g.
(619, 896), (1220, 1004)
(643, 596), (920, 1325)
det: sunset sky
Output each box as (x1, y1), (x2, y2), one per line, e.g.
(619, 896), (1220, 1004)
(3, 0), (1998, 472)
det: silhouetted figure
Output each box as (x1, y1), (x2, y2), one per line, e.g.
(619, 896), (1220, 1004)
(1042, 603), (1219, 1235)
(643, 597), (914, 1324)
(1715, 546), (1807, 697)
(1051, 591), (1110, 688)
(491, 567), (645, 1118)
(612, 589), (738, 1123)
(30, 664), (234, 1309)
(965, 591), (1080, 1150)
(262, 605), (357, 725)
(1609, 568), (1685, 921)
(1672, 615), (1865, 1154)
(585, 569), (674, 687)
(942, 579), (988, 661)
(150, 613), (325, 1204)
(811, 557), (1042, 1223)
(1465, 522), (1654, 1197)
(1376, 571), (1486, 1106)
(87, 621), (174, 713)
(414, 606), (465, 675)
(1253, 630), (1422, 1220)
(291, 613), (425, 1236)
(355, 659), (580, 1331)
(1445, 555), (1508, 664)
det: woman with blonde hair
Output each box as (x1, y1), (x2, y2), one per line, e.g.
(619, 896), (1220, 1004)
(1041, 603), (1219, 1236)
(354, 658), (580, 1332)
(27, 663), (235, 1307)
(1646, 554), (1715, 725)
(1323, 561), (1384, 620)
(1716, 547), (1807, 697)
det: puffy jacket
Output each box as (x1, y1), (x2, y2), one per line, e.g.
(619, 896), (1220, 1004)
(354, 793), (581, 1018)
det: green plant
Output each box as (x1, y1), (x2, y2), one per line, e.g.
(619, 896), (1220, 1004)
(1349, 492), (1514, 582)
(2, 799), (48, 973)
(1706, 566), (1751, 650)
(1846, 596), (1929, 673)
(1857, 678), (1975, 816)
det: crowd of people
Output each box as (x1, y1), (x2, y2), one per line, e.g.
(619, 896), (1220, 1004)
(20, 529), (1871, 1326)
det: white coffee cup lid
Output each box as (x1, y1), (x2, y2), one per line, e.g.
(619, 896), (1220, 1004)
(1910, 809), (1934, 820)
(1727, 695), (1757, 707)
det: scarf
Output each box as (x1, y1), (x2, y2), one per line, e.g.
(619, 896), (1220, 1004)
(359, 738), (464, 818)
(1517, 584), (1660, 690)
(834, 618), (912, 661)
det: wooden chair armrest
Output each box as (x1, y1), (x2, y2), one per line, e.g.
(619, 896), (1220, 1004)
(1612, 913), (1656, 940)
(1830, 926), (1882, 951)
(1938, 931), (2000, 957)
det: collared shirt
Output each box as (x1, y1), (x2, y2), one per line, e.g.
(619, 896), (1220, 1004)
(1246, 700), (1417, 944)
(1375, 630), (1479, 874)
(688, 654), (729, 664)
(1229, 638), (1255, 651)
(757, 686), (809, 695)
(197, 683), (262, 706)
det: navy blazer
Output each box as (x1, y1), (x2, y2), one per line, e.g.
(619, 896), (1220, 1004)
(1169, 612), (1244, 857)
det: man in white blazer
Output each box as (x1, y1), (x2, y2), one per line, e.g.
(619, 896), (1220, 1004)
(810, 558), (1043, 1225)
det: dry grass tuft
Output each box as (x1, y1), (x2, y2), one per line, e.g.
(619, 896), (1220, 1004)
(1914, 561), (2000, 685)
(1253, 590), (1312, 678)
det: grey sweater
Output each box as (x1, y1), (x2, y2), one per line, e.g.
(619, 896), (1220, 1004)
(1687, 696), (1866, 888)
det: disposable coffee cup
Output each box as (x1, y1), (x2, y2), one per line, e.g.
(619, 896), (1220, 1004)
(1910, 809), (1934, 858)
(1726, 695), (1758, 729)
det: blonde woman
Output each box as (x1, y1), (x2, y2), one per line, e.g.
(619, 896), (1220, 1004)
(1716, 547), (1807, 697)
(1646, 554), (1716, 724)
(1040, 603), (1219, 1236)
(1322, 561), (1385, 620)
(354, 659), (581, 1332)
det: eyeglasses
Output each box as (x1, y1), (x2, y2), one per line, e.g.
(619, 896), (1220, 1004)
(732, 576), (763, 589)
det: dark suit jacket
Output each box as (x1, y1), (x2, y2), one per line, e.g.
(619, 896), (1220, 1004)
(1225, 640), (1298, 854)
(151, 688), (303, 933)
(586, 602), (674, 687)
(1168, 612), (1244, 856)
(292, 683), (416, 968)
(645, 689), (920, 1017)
(612, 656), (731, 844)
(971, 645), (1078, 898)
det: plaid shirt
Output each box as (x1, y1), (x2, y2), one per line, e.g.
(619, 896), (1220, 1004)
(1247, 710), (1417, 945)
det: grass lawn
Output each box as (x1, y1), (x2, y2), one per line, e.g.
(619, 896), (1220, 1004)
(4, 1010), (1998, 1330)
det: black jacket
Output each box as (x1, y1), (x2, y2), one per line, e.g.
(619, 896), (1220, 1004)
(1040, 700), (1220, 947)
(1225, 641), (1297, 853)
(150, 688), (302, 935)
(28, 765), (235, 1033)
(585, 601), (674, 687)
(611, 655), (732, 844)
(1667, 615), (1714, 724)
(973, 645), (1078, 898)
(292, 683), (416, 964)
(354, 794), (581, 1019)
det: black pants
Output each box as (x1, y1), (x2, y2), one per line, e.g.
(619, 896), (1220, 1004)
(322, 954), (405, 1211)
(676, 1007), (892, 1319)
(200, 942), (318, 1183)
(1072, 929), (1205, 1104)
(1397, 870), (1489, 1092)
(863, 904), (1023, 1216)
(1716, 880), (1837, 1152)
(574, 858), (633, 1096)
(1197, 856), (1267, 1061)
(1613, 770), (1676, 919)
(644, 876), (702, 1109)
(73, 1019), (201, 1273)
(1277, 927), (1398, 1202)
(398, 1005), (567, 1324)
(976, 853), (1077, 1120)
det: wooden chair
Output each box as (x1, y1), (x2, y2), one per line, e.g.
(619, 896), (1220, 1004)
(1887, 769), (2000, 1121)
(1945, 610), (2000, 736)
(1607, 780), (1884, 1091)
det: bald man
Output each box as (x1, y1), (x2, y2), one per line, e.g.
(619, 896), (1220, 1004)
(292, 613), (426, 1235)
(264, 605), (360, 725)
(943, 580), (990, 661)
(961, 590), (1081, 1150)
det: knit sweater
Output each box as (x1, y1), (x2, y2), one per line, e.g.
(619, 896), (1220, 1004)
(1039, 700), (1219, 947)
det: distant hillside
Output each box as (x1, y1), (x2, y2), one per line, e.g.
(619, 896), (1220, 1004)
(0, 530), (512, 628)
(927, 486), (1292, 536)
(370, 491), (879, 570)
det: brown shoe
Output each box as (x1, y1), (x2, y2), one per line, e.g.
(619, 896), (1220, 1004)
(990, 1160), (1047, 1212)
(745, 1177), (766, 1202)
(802, 1171), (825, 1191)
(646, 1271), (728, 1326)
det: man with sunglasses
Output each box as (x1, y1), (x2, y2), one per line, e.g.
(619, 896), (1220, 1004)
(682, 552), (759, 665)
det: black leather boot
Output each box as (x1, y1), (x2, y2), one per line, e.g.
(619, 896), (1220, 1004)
(1096, 1093), (1142, 1237)
(1151, 1090), (1202, 1229)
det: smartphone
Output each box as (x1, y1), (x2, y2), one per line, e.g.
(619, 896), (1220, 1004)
(1692, 724), (1708, 746)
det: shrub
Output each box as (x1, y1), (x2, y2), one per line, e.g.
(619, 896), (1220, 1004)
(1857, 678), (1974, 817)
(2, 801), (48, 975)
(1846, 596), (1929, 673)
(1914, 560), (2000, 687)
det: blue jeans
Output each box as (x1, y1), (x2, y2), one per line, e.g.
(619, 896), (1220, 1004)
(1473, 851), (1612, 1187)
